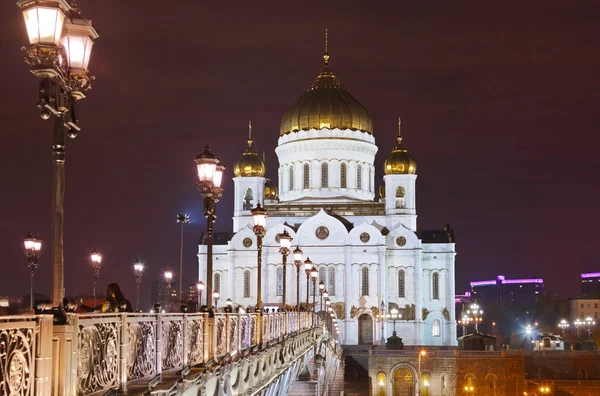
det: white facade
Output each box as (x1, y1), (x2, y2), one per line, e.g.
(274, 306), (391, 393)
(198, 57), (457, 347)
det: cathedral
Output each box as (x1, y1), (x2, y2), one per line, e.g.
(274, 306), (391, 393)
(198, 42), (457, 347)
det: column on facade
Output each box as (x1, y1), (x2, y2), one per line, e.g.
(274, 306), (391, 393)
(228, 250), (236, 302)
(414, 250), (423, 345)
(378, 249), (386, 342)
(343, 246), (352, 344)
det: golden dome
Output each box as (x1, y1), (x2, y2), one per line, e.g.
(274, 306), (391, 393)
(264, 178), (279, 200)
(379, 184), (386, 198)
(279, 34), (373, 135)
(383, 118), (417, 175)
(233, 121), (266, 178)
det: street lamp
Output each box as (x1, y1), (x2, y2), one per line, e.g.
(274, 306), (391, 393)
(279, 230), (292, 311)
(310, 267), (318, 314)
(133, 260), (143, 311)
(418, 350), (426, 396)
(23, 233), (42, 312)
(196, 281), (204, 312)
(164, 270), (173, 311)
(379, 300), (386, 344)
(213, 291), (220, 310)
(195, 145), (225, 315)
(176, 213), (190, 305)
(16, 0), (99, 320)
(558, 319), (569, 338)
(386, 308), (401, 336)
(574, 319), (583, 339)
(293, 246), (303, 311)
(319, 281), (325, 312)
(539, 386), (551, 394)
(90, 249), (102, 309)
(304, 258), (313, 306)
(585, 316), (595, 339)
(467, 303), (483, 332)
(251, 204), (267, 315)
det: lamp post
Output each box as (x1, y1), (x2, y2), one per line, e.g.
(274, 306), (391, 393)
(293, 247), (303, 311)
(319, 281), (325, 312)
(574, 319), (583, 339)
(311, 268), (318, 314)
(387, 308), (401, 335)
(418, 350), (426, 396)
(176, 213), (190, 304)
(379, 300), (386, 344)
(133, 260), (143, 311)
(23, 233), (42, 312)
(16, 0), (99, 320)
(213, 291), (220, 311)
(467, 303), (483, 332)
(164, 271), (173, 311)
(195, 145), (225, 314)
(279, 230), (292, 311)
(304, 258), (313, 306)
(196, 281), (204, 312)
(558, 319), (569, 338)
(585, 316), (595, 339)
(251, 204), (267, 313)
(90, 249), (102, 309)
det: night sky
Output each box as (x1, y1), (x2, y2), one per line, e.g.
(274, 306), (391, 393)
(1, 0), (599, 308)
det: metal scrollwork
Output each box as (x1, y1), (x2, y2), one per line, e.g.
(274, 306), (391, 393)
(0, 325), (34, 396)
(187, 316), (204, 366)
(216, 316), (227, 357)
(127, 319), (156, 380)
(77, 320), (120, 393)
(229, 316), (238, 354)
(162, 318), (183, 371)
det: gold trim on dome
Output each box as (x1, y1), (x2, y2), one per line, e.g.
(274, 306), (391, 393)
(279, 32), (374, 136)
(233, 120), (266, 177)
(383, 117), (417, 175)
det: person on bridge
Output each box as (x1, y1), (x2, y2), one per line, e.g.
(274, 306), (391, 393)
(102, 283), (133, 313)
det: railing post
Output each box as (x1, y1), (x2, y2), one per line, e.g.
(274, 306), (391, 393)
(35, 315), (53, 396)
(156, 312), (163, 376)
(52, 316), (77, 396)
(119, 313), (128, 392)
(183, 312), (189, 368)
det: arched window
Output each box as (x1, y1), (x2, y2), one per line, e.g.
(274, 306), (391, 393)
(432, 272), (439, 300)
(376, 372), (386, 396)
(244, 270), (251, 298)
(357, 164), (362, 189)
(243, 188), (254, 210)
(276, 268), (283, 296)
(398, 270), (405, 297)
(289, 165), (294, 191)
(340, 163), (347, 188)
(328, 267), (335, 295)
(321, 163), (328, 188)
(421, 373), (431, 396)
(303, 163), (310, 189)
(361, 267), (369, 296)
(432, 319), (440, 337)
(396, 186), (405, 197)
(214, 273), (221, 293)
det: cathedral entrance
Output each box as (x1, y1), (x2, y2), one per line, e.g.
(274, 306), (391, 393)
(358, 314), (373, 344)
(393, 368), (414, 396)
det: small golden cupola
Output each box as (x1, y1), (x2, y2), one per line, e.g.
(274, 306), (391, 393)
(234, 121), (266, 177)
(383, 117), (417, 175)
(264, 178), (279, 201)
(279, 30), (374, 135)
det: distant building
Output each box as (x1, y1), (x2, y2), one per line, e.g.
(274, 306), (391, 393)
(151, 277), (199, 312)
(581, 272), (600, 296)
(569, 298), (600, 321)
(470, 275), (544, 306)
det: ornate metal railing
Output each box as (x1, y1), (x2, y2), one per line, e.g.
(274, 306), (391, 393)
(0, 315), (53, 396)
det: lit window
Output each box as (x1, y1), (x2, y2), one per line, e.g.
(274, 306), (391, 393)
(340, 163), (347, 188)
(276, 268), (283, 296)
(303, 164), (310, 189)
(362, 267), (369, 296)
(432, 272), (439, 300)
(244, 270), (251, 298)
